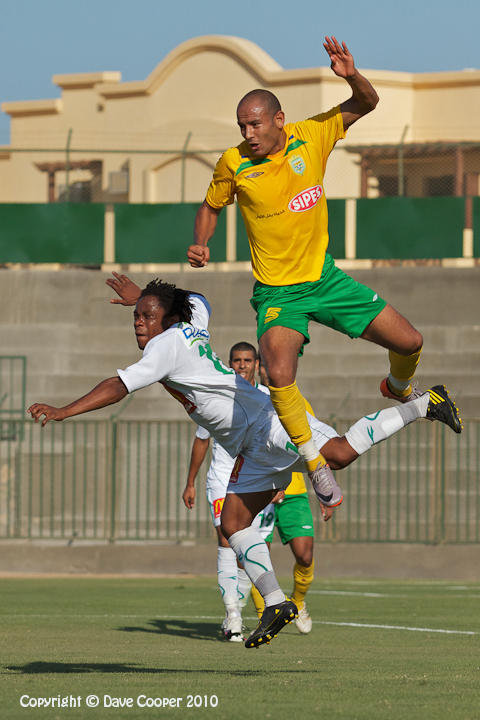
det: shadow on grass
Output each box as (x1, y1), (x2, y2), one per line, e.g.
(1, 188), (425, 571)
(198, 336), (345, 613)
(117, 618), (221, 642)
(5, 662), (313, 676)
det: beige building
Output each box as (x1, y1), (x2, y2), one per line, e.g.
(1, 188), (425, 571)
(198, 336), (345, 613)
(1, 34), (480, 204)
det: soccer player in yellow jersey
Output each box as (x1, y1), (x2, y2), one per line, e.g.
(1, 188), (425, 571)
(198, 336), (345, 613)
(187, 36), (429, 504)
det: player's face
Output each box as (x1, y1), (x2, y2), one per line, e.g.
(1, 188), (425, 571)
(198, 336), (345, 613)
(133, 296), (169, 349)
(237, 101), (285, 157)
(230, 350), (258, 386)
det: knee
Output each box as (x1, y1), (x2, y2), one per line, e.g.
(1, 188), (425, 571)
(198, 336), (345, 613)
(412, 330), (423, 354)
(295, 548), (313, 567)
(265, 360), (296, 387)
(220, 520), (235, 540)
(400, 329), (423, 356)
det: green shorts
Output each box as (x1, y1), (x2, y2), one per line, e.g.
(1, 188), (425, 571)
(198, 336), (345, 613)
(251, 253), (386, 352)
(274, 493), (315, 545)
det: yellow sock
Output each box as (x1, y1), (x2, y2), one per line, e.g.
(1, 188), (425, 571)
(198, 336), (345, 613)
(292, 561), (314, 610)
(268, 382), (325, 472)
(250, 584), (264, 618)
(389, 349), (422, 395)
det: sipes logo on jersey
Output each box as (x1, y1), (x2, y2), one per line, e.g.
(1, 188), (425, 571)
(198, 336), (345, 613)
(288, 185), (323, 212)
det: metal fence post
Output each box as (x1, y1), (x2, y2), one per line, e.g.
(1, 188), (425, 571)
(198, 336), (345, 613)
(65, 128), (73, 202)
(109, 420), (118, 542)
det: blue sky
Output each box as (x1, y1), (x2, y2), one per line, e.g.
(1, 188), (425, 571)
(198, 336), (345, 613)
(1, 0), (478, 142)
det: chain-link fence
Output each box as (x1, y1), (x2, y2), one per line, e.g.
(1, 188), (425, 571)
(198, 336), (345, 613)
(0, 418), (477, 544)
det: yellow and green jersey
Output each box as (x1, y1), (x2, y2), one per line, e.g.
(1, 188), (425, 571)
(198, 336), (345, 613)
(284, 398), (315, 496)
(205, 106), (346, 286)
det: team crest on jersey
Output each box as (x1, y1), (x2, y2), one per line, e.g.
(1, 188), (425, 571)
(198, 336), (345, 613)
(289, 155), (306, 175)
(245, 171), (264, 179)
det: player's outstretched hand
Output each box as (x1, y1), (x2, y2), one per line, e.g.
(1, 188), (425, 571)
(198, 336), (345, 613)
(182, 485), (196, 509)
(187, 244), (210, 268)
(28, 403), (65, 427)
(323, 36), (355, 79)
(320, 503), (336, 522)
(106, 272), (141, 305)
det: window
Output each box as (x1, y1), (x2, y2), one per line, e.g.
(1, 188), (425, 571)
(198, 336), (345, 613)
(424, 175), (455, 197)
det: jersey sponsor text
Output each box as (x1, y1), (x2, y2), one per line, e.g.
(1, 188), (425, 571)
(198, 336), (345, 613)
(288, 185), (323, 213)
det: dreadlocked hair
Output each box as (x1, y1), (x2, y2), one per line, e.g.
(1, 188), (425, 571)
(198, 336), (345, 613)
(140, 279), (193, 324)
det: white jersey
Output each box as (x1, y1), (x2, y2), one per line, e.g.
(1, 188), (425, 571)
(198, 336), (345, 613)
(196, 383), (270, 487)
(117, 295), (271, 459)
(118, 292), (339, 493)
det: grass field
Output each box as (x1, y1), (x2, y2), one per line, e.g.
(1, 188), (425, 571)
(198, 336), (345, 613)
(1, 576), (479, 720)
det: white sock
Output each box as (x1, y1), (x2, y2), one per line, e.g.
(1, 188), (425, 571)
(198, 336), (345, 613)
(237, 567), (252, 609)
(388, 374), (410, 394)
(228, 527), (285, 607)
(345, 395), (429, 455)
(297, 438), (320, 463)
(217, 546), (240, 612)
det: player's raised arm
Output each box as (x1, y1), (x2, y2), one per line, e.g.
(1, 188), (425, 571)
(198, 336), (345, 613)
(28, 377), (128, 426)
(323, 36), (379, 130)
(187, 201), (221, 268)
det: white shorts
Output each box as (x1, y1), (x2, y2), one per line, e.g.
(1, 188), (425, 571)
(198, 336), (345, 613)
(226, 408), (338, 495)
(206, 477), (229, 528)
(251, 501), (275, 541)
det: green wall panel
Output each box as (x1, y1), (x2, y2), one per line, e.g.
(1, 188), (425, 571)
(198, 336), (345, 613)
(473, 197), (480, 257)
(115, 203), (226, 263)
(356, 197), (465, 259)
(0, 203), (104, 263)
(236, 199), (346, 263)
(326, 199), (345, 259)
(236, 206), (250, 262)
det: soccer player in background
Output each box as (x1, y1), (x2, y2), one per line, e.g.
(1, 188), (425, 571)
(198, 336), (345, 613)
(187, 37), (425, 511)
(28, 276), (462, 648)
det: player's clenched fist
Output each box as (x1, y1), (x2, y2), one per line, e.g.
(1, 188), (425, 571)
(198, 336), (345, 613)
(187, 244), (210, 268)
(28, 403), (65, 426)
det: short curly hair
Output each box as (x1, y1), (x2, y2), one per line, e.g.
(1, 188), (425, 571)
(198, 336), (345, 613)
(140, 279), (193, 324)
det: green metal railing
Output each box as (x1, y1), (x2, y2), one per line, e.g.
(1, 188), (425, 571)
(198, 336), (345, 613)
(0, 418), (477, 544)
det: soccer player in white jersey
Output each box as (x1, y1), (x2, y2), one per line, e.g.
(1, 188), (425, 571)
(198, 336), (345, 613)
(183, 341), (274, 642)
(28, 277), (462, 649)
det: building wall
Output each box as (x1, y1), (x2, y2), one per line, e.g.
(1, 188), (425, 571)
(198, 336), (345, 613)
(1, 36), (480, 204)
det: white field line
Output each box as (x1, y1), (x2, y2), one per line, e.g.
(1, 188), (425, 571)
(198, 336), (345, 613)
(308, 590), (396, 597)
(0, 613), (477, 635)
(309, 590), (480, 599)
(314, 620), (477, 636)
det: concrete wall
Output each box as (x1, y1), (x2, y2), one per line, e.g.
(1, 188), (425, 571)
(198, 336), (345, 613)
(1, 540), (480, 581)
(1, 264), (479, 575)
(1, 264), (478, 420)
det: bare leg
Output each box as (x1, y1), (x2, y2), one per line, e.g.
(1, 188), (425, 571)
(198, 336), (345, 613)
(259, 325), (303, 386)
(289, 536), (314, 567)
(361, 303), (422, 354)
(221, 490), (276, 538)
